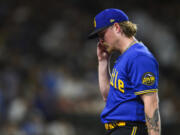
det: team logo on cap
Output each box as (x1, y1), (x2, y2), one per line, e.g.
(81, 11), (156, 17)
(110, 19), (115, 23)
(142, 72), (155, 86)
(94, 18), (96, 28)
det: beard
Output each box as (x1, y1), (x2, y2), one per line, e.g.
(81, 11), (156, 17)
(102, 42), (115, 54)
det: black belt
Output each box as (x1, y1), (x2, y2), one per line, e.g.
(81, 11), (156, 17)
(104, 121), (146, 130)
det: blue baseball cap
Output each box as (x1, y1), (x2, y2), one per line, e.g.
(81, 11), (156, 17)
(88, 8), (129, 39)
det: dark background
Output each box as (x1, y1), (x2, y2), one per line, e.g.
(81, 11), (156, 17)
(0, 0), (179, 135)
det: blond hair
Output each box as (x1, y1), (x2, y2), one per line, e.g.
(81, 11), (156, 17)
(119, 21), (137, 38)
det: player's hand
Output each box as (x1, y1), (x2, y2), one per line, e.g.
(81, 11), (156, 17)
(97, 40), (109, 62)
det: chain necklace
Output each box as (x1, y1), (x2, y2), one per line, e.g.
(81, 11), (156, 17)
(122, 39), (138, 54)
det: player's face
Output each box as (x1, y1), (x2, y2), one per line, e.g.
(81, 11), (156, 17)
(98, 26), (116, 53)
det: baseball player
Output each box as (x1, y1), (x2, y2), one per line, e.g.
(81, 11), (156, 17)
(88, 8), (161, 135)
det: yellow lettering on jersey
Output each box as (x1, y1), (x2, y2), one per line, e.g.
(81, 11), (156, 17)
(118, 79), (124, 93)
(110, 69), (125, 93)
(114, 71), (118, 89)
(110, 69), (115, 86)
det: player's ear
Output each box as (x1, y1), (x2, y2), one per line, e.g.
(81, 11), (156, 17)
(113, 23), (122, 34)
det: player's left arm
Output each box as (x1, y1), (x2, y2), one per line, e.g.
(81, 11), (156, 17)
(140, 92), (161, 135)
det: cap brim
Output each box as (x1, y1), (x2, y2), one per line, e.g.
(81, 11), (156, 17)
(88, 26), (108, 39)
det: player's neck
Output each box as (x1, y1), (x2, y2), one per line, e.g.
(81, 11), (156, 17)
(119, 37), (137, 54)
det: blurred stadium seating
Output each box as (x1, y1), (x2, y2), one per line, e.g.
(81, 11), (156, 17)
(0, 0), (179, 135)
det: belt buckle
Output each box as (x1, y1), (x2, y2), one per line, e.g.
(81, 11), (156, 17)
(105, 121), (126, 130)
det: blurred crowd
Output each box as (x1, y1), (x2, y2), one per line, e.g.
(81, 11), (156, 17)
(0, 0), (179, 135)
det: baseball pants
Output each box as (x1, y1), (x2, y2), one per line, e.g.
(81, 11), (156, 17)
(105, 123), (148, 135)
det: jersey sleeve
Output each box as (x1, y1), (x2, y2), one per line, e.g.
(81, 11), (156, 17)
(128, 55), (159, 95)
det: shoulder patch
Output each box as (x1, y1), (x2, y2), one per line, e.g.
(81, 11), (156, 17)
(142, 72), (155, 86)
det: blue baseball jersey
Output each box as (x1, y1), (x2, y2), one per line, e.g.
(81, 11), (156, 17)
(101, 42), (159, 123)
